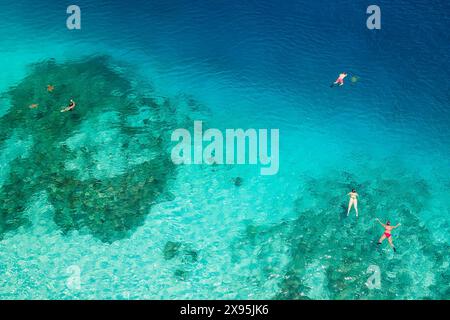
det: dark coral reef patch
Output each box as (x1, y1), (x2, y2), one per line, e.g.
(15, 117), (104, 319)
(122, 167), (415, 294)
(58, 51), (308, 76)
(0, 56), (183, 242)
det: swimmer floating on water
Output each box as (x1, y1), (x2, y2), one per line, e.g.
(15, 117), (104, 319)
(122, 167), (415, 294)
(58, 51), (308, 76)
(331, 72), (348, 87)
(347, 189), (359, 217)
(376, 218), (400, 252)
(60, 99), (76, 112)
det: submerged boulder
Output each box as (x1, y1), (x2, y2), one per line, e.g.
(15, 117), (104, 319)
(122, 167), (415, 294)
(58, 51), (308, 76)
(233, 177), (243, 187)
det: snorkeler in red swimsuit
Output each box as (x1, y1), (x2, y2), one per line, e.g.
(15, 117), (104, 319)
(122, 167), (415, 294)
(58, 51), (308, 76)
(331, 72), (348, 87)
(376, 218), (401, 252)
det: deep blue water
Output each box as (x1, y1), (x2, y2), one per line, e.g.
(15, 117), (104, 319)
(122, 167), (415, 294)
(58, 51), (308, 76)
(0, 0), (449, 299)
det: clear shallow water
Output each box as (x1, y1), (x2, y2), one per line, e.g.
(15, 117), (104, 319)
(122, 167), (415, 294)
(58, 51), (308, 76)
(0, 0), (449, 299)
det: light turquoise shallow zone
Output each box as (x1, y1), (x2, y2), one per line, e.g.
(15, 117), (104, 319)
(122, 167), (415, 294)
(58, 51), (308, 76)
(0, 2), (449, 300)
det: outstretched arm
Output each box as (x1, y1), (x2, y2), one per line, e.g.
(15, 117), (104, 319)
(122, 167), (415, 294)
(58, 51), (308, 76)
(376, 218), (385, 227)
(393, 223), (401, 229)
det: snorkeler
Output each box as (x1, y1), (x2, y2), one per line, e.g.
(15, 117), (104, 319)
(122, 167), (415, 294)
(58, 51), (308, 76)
(331, 72), (348, 87)
(376, 218), (401, 252)
(60, 99), (76, 112)
(347, 189), (359, 217)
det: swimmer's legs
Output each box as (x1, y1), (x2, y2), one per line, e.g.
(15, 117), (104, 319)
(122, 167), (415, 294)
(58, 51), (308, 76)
(354, 200), (358, 217)
(331, 80), (342, 87)
(388, 237), (396, 252)
(331, 79), (343, 87)
(377, 234), (386, 245)
(347, 199), (353, 215)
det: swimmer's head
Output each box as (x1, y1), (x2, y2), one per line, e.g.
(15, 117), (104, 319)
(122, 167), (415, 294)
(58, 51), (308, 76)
(352, 189), (356, 193)
(386, 221), (391, 226)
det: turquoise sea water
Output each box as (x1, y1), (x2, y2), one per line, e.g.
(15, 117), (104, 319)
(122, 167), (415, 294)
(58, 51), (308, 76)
(0, 1), (449, 299)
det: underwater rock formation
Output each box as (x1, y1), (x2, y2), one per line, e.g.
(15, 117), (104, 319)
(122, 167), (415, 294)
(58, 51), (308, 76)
(163, 240), (199, 281)
(163, 241), (182, 260)
(233, 177), (243, 187)
(0, 56), (184, 242)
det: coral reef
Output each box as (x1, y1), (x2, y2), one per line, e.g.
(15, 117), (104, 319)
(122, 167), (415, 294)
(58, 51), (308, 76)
(0, 56), (180, 242)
